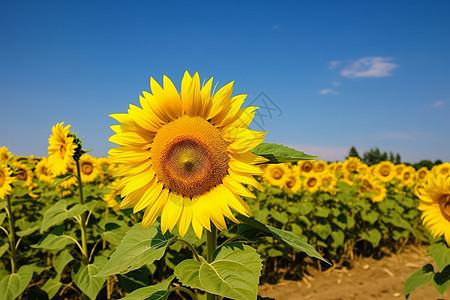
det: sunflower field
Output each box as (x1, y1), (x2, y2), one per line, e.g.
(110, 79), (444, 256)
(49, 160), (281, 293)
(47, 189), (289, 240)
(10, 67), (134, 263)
(0, 73), (450, 300)
(1, 144), (450, 299)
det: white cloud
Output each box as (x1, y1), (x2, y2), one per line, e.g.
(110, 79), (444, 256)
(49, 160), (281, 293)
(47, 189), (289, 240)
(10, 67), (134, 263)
(319, 89), (339, 95)
(328, 61), (340, 70)
(332, 81), (341, 87)
(433, 100), (444, 108)
(340, 57), (398, 78)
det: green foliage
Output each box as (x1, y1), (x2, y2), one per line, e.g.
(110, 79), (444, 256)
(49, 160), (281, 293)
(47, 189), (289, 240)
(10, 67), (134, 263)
(252, 143), (318, 164)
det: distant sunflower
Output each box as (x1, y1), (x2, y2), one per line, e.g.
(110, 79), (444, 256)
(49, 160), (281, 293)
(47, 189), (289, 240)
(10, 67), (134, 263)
(35, 157), (54, 183)
(415, 167), (429, 183)
(264, 163), (291, 188)
(399, 165), (415, 187)
(0, 163), (15, 199)
(313, 160), (327, 173)
(109, 72), (267, 238)
(13, 162), (33, 188)
(370, 181), (387, 202)
(282, 170), (302, 194)
(319, 171), (338, 194)
(343, 157), (360, 173)
(298, 160), (314, 175)
(302, 173), (321, 193)
(373, 161), (395, 183)
(433, 163), (450, 178)
(48, 123), (77, 176)
(103, 178), (122, 210)
(0, 146), (12, 162)
(79, 155), (101, 183)
(417, 175), (450, 244)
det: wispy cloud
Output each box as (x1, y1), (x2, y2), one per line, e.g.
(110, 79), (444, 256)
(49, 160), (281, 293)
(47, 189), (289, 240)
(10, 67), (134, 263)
(433, 100), (444, 108)
(340, 57), (398, 78)
(332, 81), (341, 87)
(319, 89), (339, 95)
(328, 61), (340, 70)
(272, 24), (279, 31)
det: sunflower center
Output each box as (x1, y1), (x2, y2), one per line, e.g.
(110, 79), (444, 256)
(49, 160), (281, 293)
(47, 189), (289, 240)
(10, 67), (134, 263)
(16, 169), (27, 181)
(348, 163), (357, 172)
(404, 172), (410, 180)
(151, 116), (229, 198)
(419, 171), (427, 179)
(60, 145), (67, 159)
(286, 177), (295, 188)
(302, 162), (313, 172)
(380, 166), (390, 176)
(82, 163), (94, 175)
(272, 169), (283, 179)
(307, 178), (317, 187)
(439, 194), (450, 222)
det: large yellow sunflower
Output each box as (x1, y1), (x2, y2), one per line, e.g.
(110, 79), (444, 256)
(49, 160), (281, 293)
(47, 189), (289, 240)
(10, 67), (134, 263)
(0, 163), (15, 199)
(373, 161), (395, 183)
(108, 72), (267, 238)
(343, 157), (360, 173)
(48, 123), (77, 176)
(0, 146), (12, 162)
(417, 175), (450, 244)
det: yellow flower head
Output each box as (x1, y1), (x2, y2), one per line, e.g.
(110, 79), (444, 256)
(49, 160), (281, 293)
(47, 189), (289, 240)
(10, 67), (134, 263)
(319, 171), (338, 194)
(79, 155), (101, 183)
(399, 165), (416, 187)
(302, 173), (321, 193)
(343, 157), (361, 173)
(103, 178), (122, 209)
(48, 123), (77, 176)
(0, 163), (16, 199)
(35, 157), (54, 183)
(13, 162), (33, 188)
(417, 175), (450, 245)
(108, 72), (267, 238)
(415, 167), (429, 183)
(432, 163), (450, 178)
(373, 161), (395, 183)
(282, 170), (302, 194)
(298, 160), (314, 175)
(313, 160), (328, 173)
(0, 146), (13, 162)
(263, 163), (291, 188)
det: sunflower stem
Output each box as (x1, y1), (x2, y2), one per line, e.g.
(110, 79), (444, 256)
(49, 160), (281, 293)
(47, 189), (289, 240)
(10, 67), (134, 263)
(6, 195), (17, 273)
(75, 159), (89, 265)
(206, 224), (217, 300)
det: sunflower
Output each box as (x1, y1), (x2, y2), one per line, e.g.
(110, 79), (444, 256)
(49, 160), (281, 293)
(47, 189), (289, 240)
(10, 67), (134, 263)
(282, 168), (302, 194)
(343, 157), (360, 173)
(370, 181), (387, 202)
(319, 171), (338, 194)
(13, 162), (33, 188)
(79, 155), (101, 183)
(302, 173), (321, 193)
(35, 157), (54, 183)
(108, 72), (267, 238)
(58, 165), (78, 189)
(0, 163), (15, 199)
(373, 161), (395, 183)
(395, 164), (407, 178)
(48, 123), (77, 176)
(0, 146), (12, 162)
(415, 167), (429, 183)
(399, 165), (415, 188)
(313, 160), (328, 173)
(417, 175), (450, 244)
(264, 163), (291, 188)
(298, 160), (314, 175)
(432, 163), (450, 178)
(103, 178), (122, 210)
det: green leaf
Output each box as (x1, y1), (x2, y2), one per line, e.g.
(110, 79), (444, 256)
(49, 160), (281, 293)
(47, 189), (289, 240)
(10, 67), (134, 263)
(236, 215), (328, 263)
(433, 265), (450, 295)
(0, 201), (6, 211)
(0, 265), (34, 300)
(361, 210), (379, 225)
(315, 207), (331, 218)
(53, 173), (75, 185)
(404, 264), (434, 299)
(16, 224), (40, 237)
(312, 223), (332, 240)
(120, 275), (174, 300)
(331, 230), (345, 249)
(430, 242), (450, 272)
(42, 276), (62, 299)
(72, 255), (108, 300)
(251, 143), (318, 164)
(32, 225), (75, 251)
(0, 243), (9, 258)
(97, 222), (175, 277)
(101, 222), (130, 246)
(175, 244), (262, 300)
(0, 212), (6, 225)
(53, 249), (74, 275)
(360, 229), (382, 248)
(41, 200), (88, 232)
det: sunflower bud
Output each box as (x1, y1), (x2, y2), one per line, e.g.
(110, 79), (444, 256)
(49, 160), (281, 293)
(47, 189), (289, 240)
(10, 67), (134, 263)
(68, 133), (85, 162)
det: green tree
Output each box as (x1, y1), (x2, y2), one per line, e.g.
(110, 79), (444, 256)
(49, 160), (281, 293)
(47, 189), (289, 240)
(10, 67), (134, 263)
(347, 146), (360, 159)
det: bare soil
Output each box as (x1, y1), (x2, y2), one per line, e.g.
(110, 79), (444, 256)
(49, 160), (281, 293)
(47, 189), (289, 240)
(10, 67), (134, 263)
(258, 245), (449, 300)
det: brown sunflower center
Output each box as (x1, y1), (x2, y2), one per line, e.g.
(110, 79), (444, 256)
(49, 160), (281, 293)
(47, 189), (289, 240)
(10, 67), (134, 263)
(272, 169), (283, 180)
(404, 172), (410, 180)
(348, 163), (357, 172)
(16, 169), (27, 181)
(316, 164), (325, 172)
(151, 116), (229, 198)
(307, 178), (317, 187)
(286, 177), (295, 188)
(82, 163), (94, 175)
(439, 194), (450, 222)
(380, 166), (390, 176)
(302, 162), (313, 172)
(419, 171), (427, 179)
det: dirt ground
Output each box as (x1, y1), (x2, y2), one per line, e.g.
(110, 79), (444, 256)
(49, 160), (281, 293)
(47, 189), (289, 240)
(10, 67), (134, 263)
(258, 245), (449, 300)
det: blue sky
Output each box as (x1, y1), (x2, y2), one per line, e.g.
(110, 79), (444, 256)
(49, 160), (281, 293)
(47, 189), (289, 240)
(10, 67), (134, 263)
(1, 1), (449, 163)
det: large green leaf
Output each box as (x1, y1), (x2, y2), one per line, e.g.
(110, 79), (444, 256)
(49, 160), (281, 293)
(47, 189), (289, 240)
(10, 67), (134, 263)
(175, 244), (262, 300)
(0, 243), (9, 258)
(433, 265), (450, 295)
(235, 215), (328, 263)
(430, 242), (450, 272)
(41, 200), (88, 232)
(42, 276), (62, 299)
(16, 225), (40, 237)
(0, 265), (34, 300)
(404, 264), (434, 299)
(251, 143), (318, 164)
(97, 222), (175, 277)
(0, 212), (6, 225)
(359, 228), (382, 248)
(32, 225), (75, 251)
(53, 249), (74, 275)
(72, 255), (108, 300)
(120, 275), (174, 300)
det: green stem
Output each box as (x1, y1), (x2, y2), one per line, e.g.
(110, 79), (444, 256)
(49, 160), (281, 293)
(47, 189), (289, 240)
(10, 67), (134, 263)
(206, 224), (217, 300)
(75, 160), (89, 265)
(6, 195), (17, 273)
(175, 238), (201, 262)
(169, 286), (198, 300)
